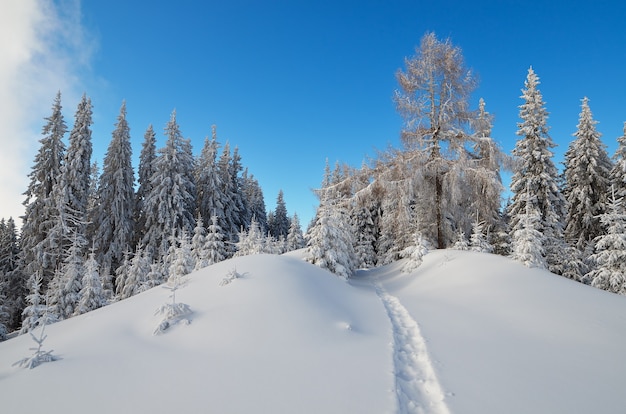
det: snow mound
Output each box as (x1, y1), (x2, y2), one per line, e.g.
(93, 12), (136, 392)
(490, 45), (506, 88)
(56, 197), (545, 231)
(0, 254), (392, 414)
(359, 250), (626, 414)
(1, 250), (626, 414)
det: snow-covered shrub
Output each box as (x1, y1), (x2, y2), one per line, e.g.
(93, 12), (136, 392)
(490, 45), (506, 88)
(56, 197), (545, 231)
(219, 268), (243, 287)
(153, 259), (192, 335)
(452, 229), (469, 251)
(13, 322), (59, 369)
(401, 232), (429, 273)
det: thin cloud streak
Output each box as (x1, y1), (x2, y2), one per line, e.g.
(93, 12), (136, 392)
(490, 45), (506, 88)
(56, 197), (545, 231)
(0, 0), (95, 224)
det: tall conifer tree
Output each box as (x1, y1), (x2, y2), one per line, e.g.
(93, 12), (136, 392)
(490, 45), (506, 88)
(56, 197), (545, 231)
(135, 125), (157, 245)
(610, 123), (626, 204)
(509, 67), (565, 272)
(142, 110), (196, 261)
(270, 190), (290, 239)
(195, 129), (223, 225)
(94, 101), (135, 278)
(563, 97), (612, 251)
(20, 92), (67, 287)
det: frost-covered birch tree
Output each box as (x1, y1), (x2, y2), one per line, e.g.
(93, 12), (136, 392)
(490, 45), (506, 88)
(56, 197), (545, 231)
(394, 32), (482, 248)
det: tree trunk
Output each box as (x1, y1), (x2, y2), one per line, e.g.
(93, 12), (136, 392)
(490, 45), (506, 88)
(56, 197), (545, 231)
(435, 170), (444, 249)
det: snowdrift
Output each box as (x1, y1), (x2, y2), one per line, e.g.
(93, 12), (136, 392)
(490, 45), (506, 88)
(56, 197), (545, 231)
(1, 250), (625, 414)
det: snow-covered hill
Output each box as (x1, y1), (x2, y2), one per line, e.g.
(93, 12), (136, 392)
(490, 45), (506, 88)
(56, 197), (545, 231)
(1, 250), (625, 414)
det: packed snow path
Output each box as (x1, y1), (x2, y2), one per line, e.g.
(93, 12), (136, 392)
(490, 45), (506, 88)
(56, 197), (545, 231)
(375, 284), (451, 414)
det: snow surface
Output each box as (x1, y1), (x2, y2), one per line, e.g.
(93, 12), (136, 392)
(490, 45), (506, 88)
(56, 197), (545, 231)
(2, 249), (626, 413)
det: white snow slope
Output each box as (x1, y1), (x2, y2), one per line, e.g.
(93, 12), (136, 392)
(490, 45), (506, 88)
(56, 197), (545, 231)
(1, 249), (626, 414)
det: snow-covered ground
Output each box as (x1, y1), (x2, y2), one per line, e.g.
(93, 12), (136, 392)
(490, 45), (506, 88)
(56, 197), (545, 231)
(1, 250), (626, 413)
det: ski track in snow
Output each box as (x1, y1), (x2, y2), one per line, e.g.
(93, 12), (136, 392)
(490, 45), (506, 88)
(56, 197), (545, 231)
(375, 283), (451, 414)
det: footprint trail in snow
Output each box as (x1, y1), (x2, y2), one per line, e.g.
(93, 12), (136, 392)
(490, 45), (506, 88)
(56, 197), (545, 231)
(375, 284), (451, 414)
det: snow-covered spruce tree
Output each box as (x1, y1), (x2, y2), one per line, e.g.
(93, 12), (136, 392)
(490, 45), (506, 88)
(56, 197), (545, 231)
(43, 95), (94, 296)
(195, 128), (224, 225)
(205, 214), (226, 265)
(586, 191), (626, 294)
(86, 160), (100, 243)
(216, 142), (239, 249)
(242, 169), (268, 234)
(75, 250), (107, 315)
(13, 314), (59, 369)
(377, 173), (418, 264)
(266, 211), (275, 237)
(465, 98), (507, 233)
(142, 110), (196, 262)
(352, 198), (379, 268)
(94, 101), (136, 279)
(230, 147), (249, 233)
(562, 97), (612, 252)
(0, 277), (10, 340)
(143, 263), (166, 291)
(154, 247), (192, 335)
(120, 245), (151, 299)
(235, 216), (265, 257)
(287, 213), (306, 252)
(490, 208), (512, 257)
(469, 219), (493, 253)
(401, 232), (429, 273)
(113, 250), (132, 299)
(54, 93), (93, 250)
(510, 190), (547, 269)
(169, 231), (194, 284)
(509, 67), (566, 273)
(20, 92), (67, 288)
(0, 217), (26, 331)
(48, 232), (85, 319)
(306, 189), (357, 279)
(20, 272), (57, 334)
(269, 190), (290, 239)
(134, 125), (157, 246)
(609, 123), (626, 205)
(191, 216), (209, 270)
(452, 229), (470, 251)
(394, 32), (504, 248)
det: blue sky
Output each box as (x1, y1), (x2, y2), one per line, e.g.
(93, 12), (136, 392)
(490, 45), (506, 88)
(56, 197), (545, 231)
(2, 0), (626, 227)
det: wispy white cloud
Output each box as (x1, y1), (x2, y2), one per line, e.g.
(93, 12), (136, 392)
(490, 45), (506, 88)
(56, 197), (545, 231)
(0, 0), (95, 224)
